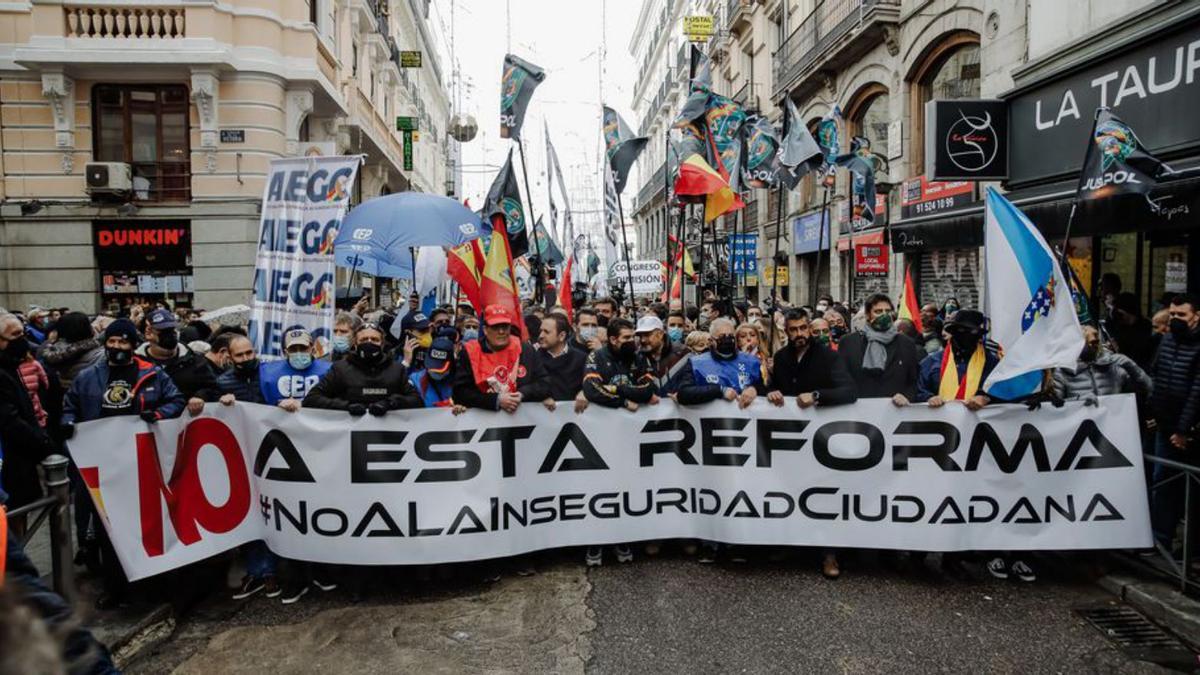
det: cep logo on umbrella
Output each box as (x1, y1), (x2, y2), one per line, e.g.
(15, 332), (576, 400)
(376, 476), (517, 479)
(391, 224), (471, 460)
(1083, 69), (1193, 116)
(351, 228), (373, 240)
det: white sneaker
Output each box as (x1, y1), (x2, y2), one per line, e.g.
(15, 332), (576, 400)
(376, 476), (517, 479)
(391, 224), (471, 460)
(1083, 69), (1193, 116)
(585, 547), (603, 567)
(1011, 559), (1036, 582)
(615, 544), (633, 563)
(986, 557), (1009, 580)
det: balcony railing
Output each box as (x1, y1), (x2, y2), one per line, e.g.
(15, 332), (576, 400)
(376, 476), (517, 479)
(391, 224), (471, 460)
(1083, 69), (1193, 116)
(637, 162), (667, 212)
(772, 0), (900, 98)
(732, 81), (759, 111)
(727, 0), (752, 32)
(132, 161), (191, 202)
(64, 6), (186, 39)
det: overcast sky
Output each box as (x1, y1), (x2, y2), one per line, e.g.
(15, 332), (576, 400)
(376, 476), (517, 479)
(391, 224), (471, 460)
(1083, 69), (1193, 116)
(430, 0), (641, 239)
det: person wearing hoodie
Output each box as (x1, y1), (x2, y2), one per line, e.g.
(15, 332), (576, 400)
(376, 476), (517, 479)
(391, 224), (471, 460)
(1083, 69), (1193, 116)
(136, 307), (218, 416)
(1053, 325), (1152, 402)
(36, 311), (103, 391)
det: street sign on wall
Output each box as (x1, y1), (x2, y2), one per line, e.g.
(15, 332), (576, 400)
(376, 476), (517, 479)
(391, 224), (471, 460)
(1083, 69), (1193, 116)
(683, 15), (714, 42)
(924, 99), (1009, 181)
(396, 116), (418, 132)
(400, 51), (422, 68)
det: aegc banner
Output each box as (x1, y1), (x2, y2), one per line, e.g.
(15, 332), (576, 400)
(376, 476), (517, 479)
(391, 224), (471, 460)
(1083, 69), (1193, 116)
(249, 156), (361, 360)
(69, 396), (1151, 581)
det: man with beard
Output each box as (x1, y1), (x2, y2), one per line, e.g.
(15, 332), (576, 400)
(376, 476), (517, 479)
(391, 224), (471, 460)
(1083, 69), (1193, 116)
(569, 308), (603, 356)
(136, 308), (218, 416)
(635, 315), (688, 393)
(581, 317), (657, 566)
(836, 293), (921, 405)
(766, 308), (857, 578)
(537, 314), (587, 403)
(452, 305), (551, 413)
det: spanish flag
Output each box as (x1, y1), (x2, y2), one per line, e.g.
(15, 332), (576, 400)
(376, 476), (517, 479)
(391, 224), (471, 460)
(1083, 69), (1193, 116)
(480, 214), (525, 338)
(447, 239), (485, 312)
(674, 154), (740, 223)
(896, 264), (924, 333)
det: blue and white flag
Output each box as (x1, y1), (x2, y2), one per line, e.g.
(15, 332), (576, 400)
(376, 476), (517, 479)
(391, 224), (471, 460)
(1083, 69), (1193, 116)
(982, 187), (1083, 399)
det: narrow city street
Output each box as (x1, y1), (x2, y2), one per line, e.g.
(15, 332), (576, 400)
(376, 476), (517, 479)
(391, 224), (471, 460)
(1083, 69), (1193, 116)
(121, 552), (1171, 674)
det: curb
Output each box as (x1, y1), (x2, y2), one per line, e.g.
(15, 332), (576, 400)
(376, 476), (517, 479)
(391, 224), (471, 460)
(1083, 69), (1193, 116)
(1099, 573), (1200, 649)
(98, 603), (177, 668)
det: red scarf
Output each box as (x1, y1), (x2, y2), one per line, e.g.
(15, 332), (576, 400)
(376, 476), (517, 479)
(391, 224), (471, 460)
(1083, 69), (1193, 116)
(464, 338), (525, 393)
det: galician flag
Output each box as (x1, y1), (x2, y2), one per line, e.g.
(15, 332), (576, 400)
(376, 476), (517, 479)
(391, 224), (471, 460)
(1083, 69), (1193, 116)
(981, 187), (1084, 399)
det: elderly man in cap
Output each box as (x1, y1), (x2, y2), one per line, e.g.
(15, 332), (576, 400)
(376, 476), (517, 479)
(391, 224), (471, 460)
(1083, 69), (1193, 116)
(135, 307), (219, 416)
(409, 336), (458, 409)
(62, 317), (184, 608)
(259, 328), (332, 410)
(453, 304), (550, 412)
(635, 314), (688, 393)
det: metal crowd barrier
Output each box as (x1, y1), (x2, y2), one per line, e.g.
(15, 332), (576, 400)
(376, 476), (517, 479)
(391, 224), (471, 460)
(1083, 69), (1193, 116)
(1130, 453), (1200, 595)
(6, 454), (75, 600)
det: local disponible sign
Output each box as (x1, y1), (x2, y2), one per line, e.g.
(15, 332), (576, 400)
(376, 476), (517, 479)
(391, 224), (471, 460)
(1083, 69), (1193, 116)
(855, 242), (889, 276)
(611, 260), (664, 295)
(924, 99), (1008, 181)
(68, 396), (1151, 581)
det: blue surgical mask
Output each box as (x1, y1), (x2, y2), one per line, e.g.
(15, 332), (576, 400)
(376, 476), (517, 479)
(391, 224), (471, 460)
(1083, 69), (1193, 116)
(462, 328), (479, 342)
(579, 326), (599, 342)
(332, 335), (351, 353)
(667, 327), (684, 343)
(288, 352), (313, 370)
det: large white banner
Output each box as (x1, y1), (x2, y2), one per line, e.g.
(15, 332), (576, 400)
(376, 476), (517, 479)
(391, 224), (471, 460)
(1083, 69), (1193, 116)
(69, 395), (1151, 581)
(249, 156), (360, 360)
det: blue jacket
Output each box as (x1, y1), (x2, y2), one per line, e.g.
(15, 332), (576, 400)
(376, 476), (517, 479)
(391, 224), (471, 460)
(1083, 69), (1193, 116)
(915, 347), (1001, 402)
(409, 369), (454, 407)
(675, 351), (763, 405)
(64, 357), (185, 424)
(217, 367), (265, 404)
(259, 359), (331, 405)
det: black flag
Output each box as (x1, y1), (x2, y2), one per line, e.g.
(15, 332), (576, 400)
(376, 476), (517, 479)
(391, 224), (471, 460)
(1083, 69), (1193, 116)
(836, 136), (877, 227)
(485, 149), (530, 258)
(778, 97), (824, 189)
(500, 54), (545, 141)
(602, 105), (648, 195)
(1077, 108), (1171, 210)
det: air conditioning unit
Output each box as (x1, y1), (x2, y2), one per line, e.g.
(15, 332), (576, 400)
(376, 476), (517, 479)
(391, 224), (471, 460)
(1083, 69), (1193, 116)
(85, 162), (132, 197)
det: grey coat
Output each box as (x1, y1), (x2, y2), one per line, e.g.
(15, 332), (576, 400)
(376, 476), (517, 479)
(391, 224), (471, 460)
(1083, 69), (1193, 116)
(1053, 351), (1153, 400)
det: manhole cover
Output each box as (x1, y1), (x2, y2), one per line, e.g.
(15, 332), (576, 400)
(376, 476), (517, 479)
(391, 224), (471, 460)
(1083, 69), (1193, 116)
(1077, 605), (1199, 671)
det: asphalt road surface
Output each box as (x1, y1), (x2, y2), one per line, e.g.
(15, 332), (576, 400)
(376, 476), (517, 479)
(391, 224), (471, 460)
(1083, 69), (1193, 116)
(123, 549), (1174, 674)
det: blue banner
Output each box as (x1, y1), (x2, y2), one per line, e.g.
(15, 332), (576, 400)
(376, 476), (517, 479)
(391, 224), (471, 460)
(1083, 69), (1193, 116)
(727, 233), (758, 275)
(793, 209), (830, 255)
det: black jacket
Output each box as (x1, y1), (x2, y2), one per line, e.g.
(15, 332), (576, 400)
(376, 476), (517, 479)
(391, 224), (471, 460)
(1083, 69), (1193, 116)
(0, 363), (55, 508)
(836, 331), (921, 399)
(769, 341), (858, 405)
(1149, 326), (1200, 434)
(538, 345), (587, 401)
(303, 354), (420, 411)
(452, 341), (550, 410)
(582, 345), (656, 408)
(644, 341), (690, 392)
(135, 343), (220, 401)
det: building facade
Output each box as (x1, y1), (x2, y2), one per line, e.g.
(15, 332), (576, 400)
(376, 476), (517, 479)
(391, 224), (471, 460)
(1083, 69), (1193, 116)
(0, 0), (453, 313)
(632, 0), (1197, 317)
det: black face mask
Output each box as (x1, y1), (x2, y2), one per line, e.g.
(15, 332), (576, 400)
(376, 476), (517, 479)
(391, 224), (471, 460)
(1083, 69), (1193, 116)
(1080, 345), (1098, 362)
(618, 342), (637, 362)
(1, 337), (30, 366)
(1170, 318), (1191, 336)
(106, 346), (133, 366)
(234, 358), (259, 376)
(713, 335), (737, 359)
(948, 328), (981, 355)
(156, 328), (178, 351)
(355, 343), (383, 364)
(831, 325), (847, 341)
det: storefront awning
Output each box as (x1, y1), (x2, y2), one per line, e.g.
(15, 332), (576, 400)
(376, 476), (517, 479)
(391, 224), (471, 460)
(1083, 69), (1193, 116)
(837, 228), (885, 252)
(891, 169), (1200, 254)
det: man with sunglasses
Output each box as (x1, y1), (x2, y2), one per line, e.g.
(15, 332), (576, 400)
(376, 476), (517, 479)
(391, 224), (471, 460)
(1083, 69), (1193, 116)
(453, 304), (550, 412)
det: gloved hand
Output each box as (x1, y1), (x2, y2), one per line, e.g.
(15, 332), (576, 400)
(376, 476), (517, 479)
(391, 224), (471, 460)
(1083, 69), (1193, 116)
(1084, 396), (1099, 407)
(368, 401), (388, 417)
(61, 423), (75, 440)
(347, 403), (367, 417)
(139, 410), (159, 424)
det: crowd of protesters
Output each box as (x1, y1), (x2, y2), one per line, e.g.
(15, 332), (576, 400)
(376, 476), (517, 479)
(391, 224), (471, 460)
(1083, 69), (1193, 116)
(0, 283), (1197, 635)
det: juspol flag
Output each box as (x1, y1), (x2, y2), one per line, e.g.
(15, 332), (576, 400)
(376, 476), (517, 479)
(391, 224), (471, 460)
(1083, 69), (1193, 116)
(71, 396), (1150, 581)
(500, 54), (545, 141)
(1077, 108), (1171, 210)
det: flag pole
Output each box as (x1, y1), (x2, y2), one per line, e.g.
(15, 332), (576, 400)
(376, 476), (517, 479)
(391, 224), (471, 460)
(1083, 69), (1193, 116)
(615, 191), (637, 310)
(516, 138), (546, 304)
(1059, 107), (1104, 272)
(697, 203), (706, 308)
(732, 196), (741, 299)
(768, 183), (785, 350)
(665, 130), (673, 304)
(811, 185), (830, 308)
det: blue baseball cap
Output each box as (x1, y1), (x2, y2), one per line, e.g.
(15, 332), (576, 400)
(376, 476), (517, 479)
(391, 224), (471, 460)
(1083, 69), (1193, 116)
(425, 337), (454, 375)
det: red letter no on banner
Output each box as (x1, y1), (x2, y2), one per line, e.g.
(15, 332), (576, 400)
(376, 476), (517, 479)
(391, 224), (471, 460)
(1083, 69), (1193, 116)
(137, 418), (251, 557)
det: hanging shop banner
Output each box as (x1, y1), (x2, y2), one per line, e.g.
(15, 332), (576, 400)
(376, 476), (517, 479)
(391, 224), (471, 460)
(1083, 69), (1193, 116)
(249, 156), (360, 360)
(924, 99), (1009, 181)
(69, 396), (1150, 581)
(793, 210), (830, 255)
(727, 233), (758, 274)
(683, 15), (715, 41)
(838, 193), (886, 234)
(855, 242), (890, 276)
(900, 177), (976, 219)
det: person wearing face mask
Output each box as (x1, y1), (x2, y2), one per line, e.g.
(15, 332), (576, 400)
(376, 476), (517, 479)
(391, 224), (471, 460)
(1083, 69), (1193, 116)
(1147, 294), (1200, 554)
(814, 295), (833, 316)
(0, 313), (57, 533)
(913, 309), (999, 411)
(203, 331), (238, 379)
(452, 305), (551, 413)
(635, 315), (688, 394)
(258, 329), (332, 409)
(674, 317), (762, 408)
(666, 311), (688, 344)
(1053, 325), (1151, 403)
(330, 311), (362, 361)
(824, 307), (850, 345)
(457, 314), (481, 346)
(409, 337), (460, 410)
(399, 312), (433, 371)
(569, 308), (603, 355)
(809, 318), (836, 351)
(135, 308), (218, 417)
(939, 297), (961, 320)
(216, 335), (267, 405)
(836, 294), (922, 405)
(62, 317), (184, 608)
(304, 324), (421, 416)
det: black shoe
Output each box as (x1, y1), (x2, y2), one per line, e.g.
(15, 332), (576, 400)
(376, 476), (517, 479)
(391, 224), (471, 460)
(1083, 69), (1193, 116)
(263, 576), (282, 598)
(280, 582), (309, 605)
(698, 544), (718, 564)
(311, 574), (338, 592)
(232, 575), (265, 600)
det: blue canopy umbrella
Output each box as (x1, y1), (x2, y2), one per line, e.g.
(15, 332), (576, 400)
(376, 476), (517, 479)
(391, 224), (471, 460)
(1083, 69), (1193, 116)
(333, 192), (483, 277)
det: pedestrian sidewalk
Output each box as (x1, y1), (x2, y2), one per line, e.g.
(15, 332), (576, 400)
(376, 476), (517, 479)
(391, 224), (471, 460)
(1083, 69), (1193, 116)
(1100, 570), (1200, 650)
